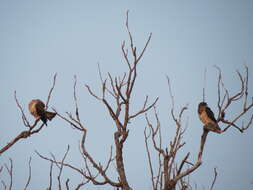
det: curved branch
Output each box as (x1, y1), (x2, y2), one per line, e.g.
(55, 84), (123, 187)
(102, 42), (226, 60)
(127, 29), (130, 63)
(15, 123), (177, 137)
(210, 167), (218, 190)
(24, 157), (32, 190)
(0, 74), (57, 154)
(174, 130), (208, 182)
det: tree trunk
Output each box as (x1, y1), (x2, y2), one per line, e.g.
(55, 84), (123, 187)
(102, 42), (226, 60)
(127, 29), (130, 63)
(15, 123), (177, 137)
(114, 132), (132, 190)
(164, 180), (176, 190)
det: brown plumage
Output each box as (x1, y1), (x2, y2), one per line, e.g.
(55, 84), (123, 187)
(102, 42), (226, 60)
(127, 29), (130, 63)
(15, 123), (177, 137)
(198, 102), (221, 133)
(28, 99), (56, 125)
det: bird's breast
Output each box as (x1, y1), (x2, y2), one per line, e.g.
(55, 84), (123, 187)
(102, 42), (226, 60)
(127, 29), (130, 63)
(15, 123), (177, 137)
(199, 111), (214, 124)
(29, 101), (40, 118)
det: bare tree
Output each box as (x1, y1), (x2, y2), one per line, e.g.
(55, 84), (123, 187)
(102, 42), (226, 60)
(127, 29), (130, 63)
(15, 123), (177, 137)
(144, 67), (253, 190)
(36, 11), (158, 190)
(1, 12), (253, 190)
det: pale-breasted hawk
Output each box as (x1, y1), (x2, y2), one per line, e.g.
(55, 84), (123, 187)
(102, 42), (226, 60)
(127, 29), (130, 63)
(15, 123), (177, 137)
(198, 102), (221, 133)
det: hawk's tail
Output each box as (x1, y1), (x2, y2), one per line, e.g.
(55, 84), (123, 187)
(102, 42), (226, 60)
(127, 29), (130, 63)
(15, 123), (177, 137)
(45, 111), (56, 121)
(214, 124), (222, 134)
(204, 122), (221, 134)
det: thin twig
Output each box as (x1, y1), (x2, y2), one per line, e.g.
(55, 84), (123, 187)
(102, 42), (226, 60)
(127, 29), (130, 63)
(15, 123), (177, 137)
(65, 179), (70, 190)
(167, 76), (175, 111)
(144, 127), (156, 189)
(24, 157), (32, 190)
(85, 84), (102, 100)
(4, 158), (13, 190)
(35, 151), (85, 177)
(47, 161), (53, 190)
(203, 68), (207, 102)
(129, 97), (158, 120)
(210, 168), (218, 190)
(58, 145), (70, 190)
(45, 73), (57, 109)
(74, 75), (81, 122)
(14, 91), (30, 127)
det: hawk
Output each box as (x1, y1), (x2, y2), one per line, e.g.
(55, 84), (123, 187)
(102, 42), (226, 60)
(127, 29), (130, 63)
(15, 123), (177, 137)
(28, 99), (56, 126)
(198, 102), (221, 133)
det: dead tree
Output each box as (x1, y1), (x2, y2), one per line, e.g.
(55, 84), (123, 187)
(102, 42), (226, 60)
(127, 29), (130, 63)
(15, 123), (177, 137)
(37, 11), (157, 190)
(1, 12), (252, 190)
(144, 67), (253, 190)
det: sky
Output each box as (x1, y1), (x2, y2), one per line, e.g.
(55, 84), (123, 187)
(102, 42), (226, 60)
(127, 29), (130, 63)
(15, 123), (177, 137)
(0, 0), (253, 189)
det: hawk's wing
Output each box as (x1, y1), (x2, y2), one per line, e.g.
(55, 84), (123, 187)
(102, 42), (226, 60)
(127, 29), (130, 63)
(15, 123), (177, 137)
(205, 106), (217, 123)
(35, 100), (45, 117)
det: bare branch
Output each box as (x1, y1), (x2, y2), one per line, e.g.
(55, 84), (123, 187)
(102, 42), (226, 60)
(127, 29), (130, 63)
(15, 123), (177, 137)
(85, 84), (102, 101)
(57, 145), (70, 190)
(174, 130), (208, 182)
(125, 10), (136, 63)
(145, 76), (213, 190)
(210, 168), (218, 190)
(144, 127), (156, 190)
(108, 73), (118, 98)
(80, 131), (120, 187)
(74, 75), (81, 122)
(45, 73), (57, 109)
(129, 97), (159, 120)
(145, 113), (164, 155)
(121, 41), (131, 69)
(177, 153), (190, 176)
(104, 146), (115, 172)
(46, 161), (53, 190)
(98, 64), (116, 98)
(36, 150), (85, 177)
(24, 157), (32, 190)
(214, 66), (253, 133)
(14, 91), (30, 127)
(52, 108), (83, 131)
(0, 74), (57, 154)
(4, 158), (13, 190)
(242, 114), (253, 131)
(65, 179), (70, 190)
(167, 76), (175, 113)
(243, 66), (249, 110)
(203, 68), (207, 102)
(136, 33), (152, 63)
(75, 182), (88, 190)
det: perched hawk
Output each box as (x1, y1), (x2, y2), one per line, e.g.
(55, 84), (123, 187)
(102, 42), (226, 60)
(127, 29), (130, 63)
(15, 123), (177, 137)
(28, 99), (56, 126)
(198, 102), (221, 133)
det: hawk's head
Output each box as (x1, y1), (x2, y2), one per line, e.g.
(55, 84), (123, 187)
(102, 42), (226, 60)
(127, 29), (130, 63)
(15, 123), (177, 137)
(198, 102), (207, 107)
(198, 102), (207, 114)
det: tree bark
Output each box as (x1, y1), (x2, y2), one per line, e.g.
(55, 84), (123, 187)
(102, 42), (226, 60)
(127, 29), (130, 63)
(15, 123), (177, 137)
(114, 132), (132, 190)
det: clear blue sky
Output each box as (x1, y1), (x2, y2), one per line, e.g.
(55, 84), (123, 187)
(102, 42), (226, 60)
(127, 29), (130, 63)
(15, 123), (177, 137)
(1, 0), (253, 189)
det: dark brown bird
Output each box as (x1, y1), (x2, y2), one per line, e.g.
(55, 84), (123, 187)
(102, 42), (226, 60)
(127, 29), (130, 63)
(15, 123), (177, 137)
(198, 102), (221, 133)
(28, 99), (56, 126)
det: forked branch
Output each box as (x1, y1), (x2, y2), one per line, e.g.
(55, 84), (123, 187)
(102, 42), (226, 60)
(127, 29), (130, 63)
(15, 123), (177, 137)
(55, 11), (155, 190)
(215, 66), (253, 133)
(0, 74), (57, 154)
(145, 78), (209, 190)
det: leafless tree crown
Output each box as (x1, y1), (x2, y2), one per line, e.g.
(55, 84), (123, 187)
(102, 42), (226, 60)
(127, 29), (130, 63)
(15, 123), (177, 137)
(1, 13), (253, 190)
